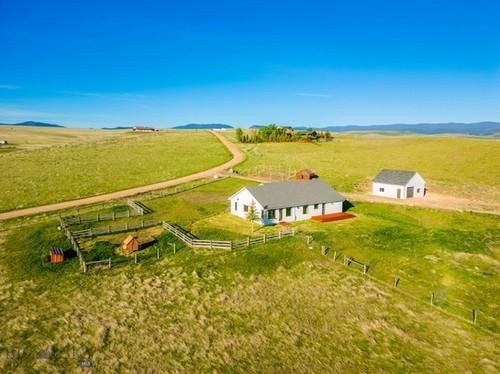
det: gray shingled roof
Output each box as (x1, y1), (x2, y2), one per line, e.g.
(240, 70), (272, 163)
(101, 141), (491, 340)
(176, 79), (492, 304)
(373, 169), (417, 185)
(246, 179), (344, 209)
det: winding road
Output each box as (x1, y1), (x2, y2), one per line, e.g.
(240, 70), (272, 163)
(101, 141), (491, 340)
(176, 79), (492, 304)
(0, 131), (245, 221)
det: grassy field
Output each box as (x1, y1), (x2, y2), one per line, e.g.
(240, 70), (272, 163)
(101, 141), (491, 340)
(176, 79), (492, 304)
(0, 126), (129, 151)
(1, 178), (498, 372)
(0, 130), (231, 212)
(235, 134), (500, 204)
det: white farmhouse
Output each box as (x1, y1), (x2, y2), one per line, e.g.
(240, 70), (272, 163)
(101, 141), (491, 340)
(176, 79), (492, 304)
(229, 179), (345, 225)
(372, 169), (426, 199)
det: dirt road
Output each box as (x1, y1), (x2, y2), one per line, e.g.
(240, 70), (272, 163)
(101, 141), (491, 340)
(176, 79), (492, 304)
(0, 131), (245, 221)
(343, 191), (500, 215)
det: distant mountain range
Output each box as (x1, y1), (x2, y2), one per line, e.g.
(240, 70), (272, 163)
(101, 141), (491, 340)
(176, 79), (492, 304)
(172, 123), (233, 130)
(0, 121), (65, 128)
(102, 126), (134, 130)
(251, 122), (500, 136)
(322, 122), (500, 136)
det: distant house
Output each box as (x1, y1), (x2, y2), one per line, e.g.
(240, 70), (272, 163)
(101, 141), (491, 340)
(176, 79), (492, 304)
(229, 179), (345, 225)
(295, 169), (318, 181)
(122, 235), (139, 254)
(0, 139), (7, 145)
(372, 169), (426, 199)
(133, 126), (157, 132)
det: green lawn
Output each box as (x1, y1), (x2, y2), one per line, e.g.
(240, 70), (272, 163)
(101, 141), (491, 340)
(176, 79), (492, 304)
(235, 134), (500, 203)
(0, 131), (231, 212)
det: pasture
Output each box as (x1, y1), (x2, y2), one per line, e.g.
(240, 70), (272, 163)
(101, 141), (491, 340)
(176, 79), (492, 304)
(236, 134), (500, 206)
(0, 129), (231, 212)
(0, 177), (498, 372)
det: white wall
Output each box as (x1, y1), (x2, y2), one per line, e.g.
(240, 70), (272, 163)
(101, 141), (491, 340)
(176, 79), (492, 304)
(261, 202), (343, 225)
(229, 189), (264, 221)
(372, 173), (426, 199)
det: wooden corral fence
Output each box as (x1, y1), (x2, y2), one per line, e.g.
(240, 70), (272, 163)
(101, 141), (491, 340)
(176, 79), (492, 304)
(126, 198), (152, 215)
(71, 219), (162, 239)
(162, 222), (297, 250)
(62, 209), (142, 226)
(58, 217), (85, 268)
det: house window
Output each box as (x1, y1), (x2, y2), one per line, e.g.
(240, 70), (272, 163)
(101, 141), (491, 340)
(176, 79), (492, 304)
(379, 187), (385, 192)
(286, 207), (292, 216)
(302, 205), (308, 214)
(417, 188), (421, 193)
(234, 202), (238, 211)
(243, 204), (248, 212)
(268, 209), (276, 219)
(314, 203), (319, 209)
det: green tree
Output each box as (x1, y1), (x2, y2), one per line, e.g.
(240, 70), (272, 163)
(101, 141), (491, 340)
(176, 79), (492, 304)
(246, 202), (259, 234)
(235, 127), (243, 142)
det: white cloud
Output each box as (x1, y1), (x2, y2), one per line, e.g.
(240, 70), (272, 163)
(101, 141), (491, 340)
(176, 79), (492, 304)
(62, 91), (146, 100)
(295, 92), (330, 98)
(0, 105), (62, 119)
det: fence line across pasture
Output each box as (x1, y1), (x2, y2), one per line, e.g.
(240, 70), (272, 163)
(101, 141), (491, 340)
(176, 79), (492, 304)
(307, 239), (499, 336)
(163, 222), (297, 250)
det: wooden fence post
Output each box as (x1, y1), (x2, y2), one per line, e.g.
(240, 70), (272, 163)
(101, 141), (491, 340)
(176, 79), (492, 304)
(83, 261), (87, 273)
(108, 258), (111, 269)
(157, 247), (160, 259)
(394, 277), (400, 287)
(134, 253), (138, 264)
(141, 220), (145, 228)
(321, 246), (327, 255)
(333, 250), (337, 261)
(472, 309), (477, 324)
(230, 241), (233, 251)
(363, 264), (367, 274)
(210, 240), (213, 249)
(127, 210), (130, 218)
(247, 237), (250, 247)
(263, 234), (266, 243)
(112, 211), (116, 220)
(125, 223), (129, 231)
(430, 292), (434, 305)
(108, 225), (111, 234)
(279, 231), (282, 240)
(97, 214), (100, 222)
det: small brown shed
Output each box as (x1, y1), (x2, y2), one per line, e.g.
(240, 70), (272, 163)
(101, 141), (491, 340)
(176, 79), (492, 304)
(122, 235), (139, 254)
(50, 247), (64, 264)
(295, 169), (318, 181)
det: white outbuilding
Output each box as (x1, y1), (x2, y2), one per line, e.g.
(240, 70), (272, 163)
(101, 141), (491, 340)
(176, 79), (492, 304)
(372, 169), (426, 199)
(228, 179), (345, 225)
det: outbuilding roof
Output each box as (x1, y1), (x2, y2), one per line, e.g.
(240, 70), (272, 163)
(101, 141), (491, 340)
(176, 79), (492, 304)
(123, 235), (137, 245)
(50, 247), (64, 255)
(245, 179), (344, 210)
(373, 169), (417, 185)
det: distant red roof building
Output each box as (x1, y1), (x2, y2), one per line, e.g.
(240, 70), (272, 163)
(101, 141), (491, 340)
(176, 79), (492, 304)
(295, 169), (318, 181)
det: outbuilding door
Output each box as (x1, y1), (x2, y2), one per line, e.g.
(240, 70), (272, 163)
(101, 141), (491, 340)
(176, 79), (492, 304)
(396, 189), (401, 199)
(407, 186), (414, 198)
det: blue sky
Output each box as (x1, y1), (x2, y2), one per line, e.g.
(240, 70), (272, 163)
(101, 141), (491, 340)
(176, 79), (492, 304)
(0, 0), (499, 127)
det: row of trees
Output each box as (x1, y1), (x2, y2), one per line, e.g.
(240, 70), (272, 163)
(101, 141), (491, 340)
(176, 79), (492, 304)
(235, 125), (332, 143)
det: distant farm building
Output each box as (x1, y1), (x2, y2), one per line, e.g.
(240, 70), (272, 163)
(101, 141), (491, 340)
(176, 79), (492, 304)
(295, 169), (318, 181)
(49, 247), (64, 264)
(133, 126), (157, 132)
(122, 235), (139, 254)
(229, 179), (345, 225)
(372, 169), (426, 199)
(0, 139), (7, 145)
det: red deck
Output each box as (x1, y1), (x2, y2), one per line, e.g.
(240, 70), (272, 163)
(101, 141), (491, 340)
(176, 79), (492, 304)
(311, 212), (355, 223)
